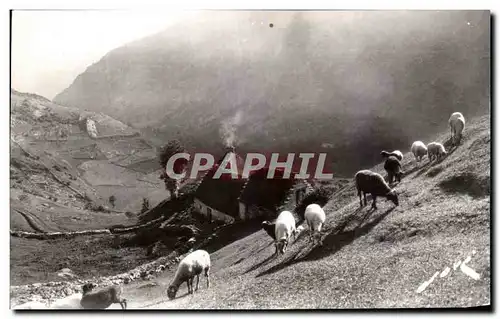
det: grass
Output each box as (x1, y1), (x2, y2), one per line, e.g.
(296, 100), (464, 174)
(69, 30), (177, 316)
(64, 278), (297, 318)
(9, 90), (176, 287)
(10, 235), (149, 286)
(122, 114), (490, 309)
(10, 111), (490, 309)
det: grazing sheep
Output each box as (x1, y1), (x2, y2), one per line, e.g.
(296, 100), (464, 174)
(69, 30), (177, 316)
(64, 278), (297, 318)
(449, 112), (465, 145)
(261, 221), (276, 240)
(381, 150), (403, 161)
(384, 156), (403, 184)
(355, 170), (399, 209)
(274, 210), (297, 256)
(167, 249), (211, 300)
(411, 141), (428, 162)
(304, 204), (326, 246)
(427, 142), (447, 162)
(80, 283), (127, 310)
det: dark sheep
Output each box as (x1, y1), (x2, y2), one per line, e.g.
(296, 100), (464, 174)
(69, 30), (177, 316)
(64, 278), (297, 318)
(355, 170), (399, 209)
(80, 283), (127, 310)
(381, 150), (403, 161)
(384, 156), (403, 184)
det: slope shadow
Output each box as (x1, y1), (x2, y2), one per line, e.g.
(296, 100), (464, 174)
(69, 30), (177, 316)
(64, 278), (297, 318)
(414, 155), (449, 177)
(244, 254), (275, 274)
(438, 172), (490, 198)
(232, 242), (274, 266)
(255, 206), (395, 278)
(402, 160), (431, 179)
(243, 220), (315, 274)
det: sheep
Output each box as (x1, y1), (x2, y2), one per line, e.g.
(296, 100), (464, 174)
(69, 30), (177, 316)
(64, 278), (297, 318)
(304, 204), (326, 246)
(80, 283), (127, 310)
(449, 112), (465, 145)
(355, 170), (399, 209)
(50, 293), (84, 309)
(261, 220), (276, 240)
(274, 210), (297, 256)
(14, 301), (48, 309)
(411, 141), (428, 162)
(381, 150), (403, 161)
(427, 142), (447, 162)
(167, 249), (211, 300)
(383, 155), (403, 184)
(296, 225), (306, 234)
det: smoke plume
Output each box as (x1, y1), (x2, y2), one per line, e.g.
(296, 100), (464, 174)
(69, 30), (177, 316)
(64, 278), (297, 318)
(220, 110), (244, 148)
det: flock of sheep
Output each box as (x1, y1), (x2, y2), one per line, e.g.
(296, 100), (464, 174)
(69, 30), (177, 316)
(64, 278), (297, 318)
(259, 111), (465, 258)
(15, 112), (465, 310)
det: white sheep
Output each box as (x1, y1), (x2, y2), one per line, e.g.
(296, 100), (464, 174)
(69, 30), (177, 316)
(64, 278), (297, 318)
(49, 293), (84, 309)
(304, 204), (326, 246)
(449, 112), (465, 145)
(355, 170), (399, 209)
(80, 283), (127, 309)
(167, 249), (211, 300)
(296, 225), (306, 234)
(13, 301), (48, 309)
(381, 150), (403, 161)
(274, 210), (297, 256)
(411, 141), (428, 162)
(427, 142), (447, 162)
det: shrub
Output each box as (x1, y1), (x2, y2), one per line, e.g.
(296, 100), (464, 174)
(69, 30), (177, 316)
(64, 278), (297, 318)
(294, 187), (333, 221)
(158, 140), (188, 199)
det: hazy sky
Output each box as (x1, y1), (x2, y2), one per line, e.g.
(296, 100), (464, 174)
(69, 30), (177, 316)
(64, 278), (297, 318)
(11, 10), (200, 99)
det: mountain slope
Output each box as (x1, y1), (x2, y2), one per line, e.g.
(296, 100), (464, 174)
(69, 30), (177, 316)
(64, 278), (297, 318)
(52, 11), (490, 175)
(10, 89), (166, 228)
(117, 114), (489, 309)
(10, 89), (171, 286)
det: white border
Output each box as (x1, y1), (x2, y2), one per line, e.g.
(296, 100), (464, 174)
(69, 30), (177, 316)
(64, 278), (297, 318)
(2, 1), (497, 319)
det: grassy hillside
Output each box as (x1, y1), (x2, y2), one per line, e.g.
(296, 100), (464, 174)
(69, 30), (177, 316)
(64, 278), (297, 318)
(10, 89), (167, 231)
(9, 89), (173, 286)
(120, 114), (490, 309)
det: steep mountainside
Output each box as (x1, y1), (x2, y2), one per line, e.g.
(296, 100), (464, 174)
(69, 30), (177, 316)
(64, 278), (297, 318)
(10, 89), (176, 285)
(131, 114), (491, 309)
(10, 89), (166, 224)
(11, 114), (490, 309)
(53, 11), (490, 174)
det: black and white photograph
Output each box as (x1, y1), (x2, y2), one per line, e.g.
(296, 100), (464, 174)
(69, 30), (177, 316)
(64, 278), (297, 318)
(8, 8), (491, 310)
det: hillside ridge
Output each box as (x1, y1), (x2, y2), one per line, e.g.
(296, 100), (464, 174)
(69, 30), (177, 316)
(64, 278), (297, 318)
(11, 113), (490, 309)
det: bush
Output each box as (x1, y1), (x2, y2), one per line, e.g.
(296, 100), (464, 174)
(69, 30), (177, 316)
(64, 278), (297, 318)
(294, 187), (333, 221)
(158, 139), (186, 169)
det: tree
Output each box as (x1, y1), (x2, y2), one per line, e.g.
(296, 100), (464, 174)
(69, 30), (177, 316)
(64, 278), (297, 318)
(141, 197), (150, 213)
(294, 186), (333, 222)
(109, 195), (116, 208)
(158, 139), (188, 199)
